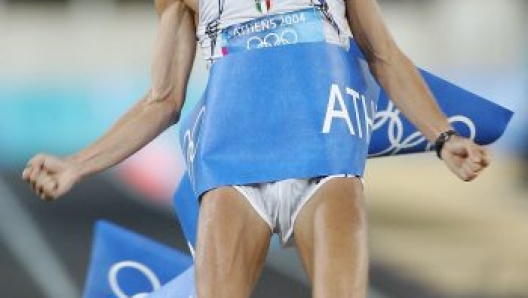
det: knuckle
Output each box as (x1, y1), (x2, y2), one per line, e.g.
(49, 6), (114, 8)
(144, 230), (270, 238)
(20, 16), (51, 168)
(30, 175), (38, 183)
(36, 187), (45, 196)
(30, 169), (42, 180)
(34, 179), (42, 189)
(33, 153), (46, 163)
(43, 184), (52, 193)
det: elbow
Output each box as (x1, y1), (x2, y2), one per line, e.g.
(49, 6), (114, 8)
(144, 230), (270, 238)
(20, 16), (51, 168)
(143, 89), (182, 124)
(368, 41), (398, 67)
(368, 44), (410, 84)
(149, 85), (172, 102)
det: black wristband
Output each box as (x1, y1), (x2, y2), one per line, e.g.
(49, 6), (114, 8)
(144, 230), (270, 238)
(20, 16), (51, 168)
(434, 130), (458, 159)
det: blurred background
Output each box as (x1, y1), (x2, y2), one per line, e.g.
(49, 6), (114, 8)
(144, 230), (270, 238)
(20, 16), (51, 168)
(0, 0), (526, 297)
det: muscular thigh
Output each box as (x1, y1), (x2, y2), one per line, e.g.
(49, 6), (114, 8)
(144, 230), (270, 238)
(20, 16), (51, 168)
(195, 186), (271, 298)
(293, 177), (368, 297)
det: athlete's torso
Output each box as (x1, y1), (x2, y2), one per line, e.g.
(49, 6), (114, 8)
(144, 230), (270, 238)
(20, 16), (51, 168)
(196, 0), (352, 61)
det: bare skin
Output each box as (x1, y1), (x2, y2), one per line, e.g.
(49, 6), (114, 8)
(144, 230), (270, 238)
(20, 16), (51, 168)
(22, 0), (491, 297)
(295, 177), (368, 297)
(196, 188), (271, 298)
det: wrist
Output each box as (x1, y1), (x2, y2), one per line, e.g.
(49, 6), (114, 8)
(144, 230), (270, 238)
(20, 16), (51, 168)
(434, 129), (459, 159)
(64, 155), (88, 181)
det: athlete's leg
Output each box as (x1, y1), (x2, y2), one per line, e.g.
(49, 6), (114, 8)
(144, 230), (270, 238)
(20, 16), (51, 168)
(195, 186), (272, 298)
(294, 177), (368, 298)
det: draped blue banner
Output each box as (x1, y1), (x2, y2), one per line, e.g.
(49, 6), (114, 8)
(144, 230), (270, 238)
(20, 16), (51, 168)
(173, 174), (199, 253)
(173, 172), (198, 256)
(180, 41), (379, 198)
(83, 221), (193, 298)
(174, 40), (513, 252)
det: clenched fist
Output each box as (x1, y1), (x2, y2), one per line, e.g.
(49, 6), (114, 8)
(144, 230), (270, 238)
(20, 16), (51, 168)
(440, 136), (491, 181)
(22, 154), (81, 201)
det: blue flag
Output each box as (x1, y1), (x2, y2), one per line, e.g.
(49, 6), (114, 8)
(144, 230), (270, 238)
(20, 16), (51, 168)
(370, 66), (513, 156)
(83, 220), (193, 298)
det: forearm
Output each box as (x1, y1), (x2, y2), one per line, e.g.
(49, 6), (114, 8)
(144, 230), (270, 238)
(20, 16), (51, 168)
(68, 96), (177, 178)
(370, 49), (452, 142)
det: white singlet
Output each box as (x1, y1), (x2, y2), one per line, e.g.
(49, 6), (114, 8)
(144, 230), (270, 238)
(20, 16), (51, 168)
(196, 0), (353, 61)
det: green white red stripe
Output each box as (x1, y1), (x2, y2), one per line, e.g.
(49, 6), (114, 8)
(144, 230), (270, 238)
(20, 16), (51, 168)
(255, 0), (272, 13)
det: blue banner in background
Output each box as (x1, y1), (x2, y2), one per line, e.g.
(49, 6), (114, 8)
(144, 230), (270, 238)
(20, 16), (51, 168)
(370, 67), (514, 156)
(83, 221), (193, 298)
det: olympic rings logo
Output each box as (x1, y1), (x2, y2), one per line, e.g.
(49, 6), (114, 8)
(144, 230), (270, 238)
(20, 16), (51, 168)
(108, 261), (161, 298)
(183, 105), (206, 188)
(246, 29), (298, 50)
(369, 101), (477, 156)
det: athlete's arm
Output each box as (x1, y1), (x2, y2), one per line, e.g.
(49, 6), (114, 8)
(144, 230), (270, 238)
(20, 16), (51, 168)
(22, 0), (197, 200)
(346, 0), (490, 180)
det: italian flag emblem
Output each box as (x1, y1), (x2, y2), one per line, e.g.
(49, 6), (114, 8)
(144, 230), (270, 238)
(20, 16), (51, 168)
(255, 0), (272, 14)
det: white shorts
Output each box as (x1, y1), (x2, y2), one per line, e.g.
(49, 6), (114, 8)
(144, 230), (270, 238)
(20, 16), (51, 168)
(233, 174), (356, 246)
